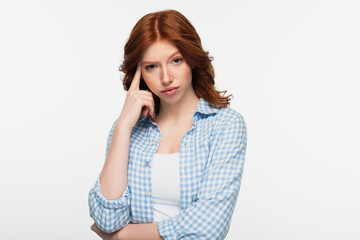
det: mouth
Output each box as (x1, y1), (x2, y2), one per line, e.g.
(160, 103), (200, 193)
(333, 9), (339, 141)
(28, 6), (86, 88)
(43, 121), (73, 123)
(161, 87), (179, 93)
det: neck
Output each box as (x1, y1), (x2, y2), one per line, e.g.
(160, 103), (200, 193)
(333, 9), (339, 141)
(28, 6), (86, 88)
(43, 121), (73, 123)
(156, 92), (200, 124)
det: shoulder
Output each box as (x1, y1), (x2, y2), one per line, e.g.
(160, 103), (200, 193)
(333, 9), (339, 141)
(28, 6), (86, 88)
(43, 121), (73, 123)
(219, 105), (245, 123)
(212, 105), (246, 131)
(206, 105), (247, 145)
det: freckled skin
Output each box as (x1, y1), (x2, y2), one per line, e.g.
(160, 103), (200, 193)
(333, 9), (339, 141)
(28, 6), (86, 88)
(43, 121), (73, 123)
(140, 39), (194, 106)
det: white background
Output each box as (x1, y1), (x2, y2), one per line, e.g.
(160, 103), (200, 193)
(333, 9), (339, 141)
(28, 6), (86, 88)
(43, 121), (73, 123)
(0, 0), (359, 239)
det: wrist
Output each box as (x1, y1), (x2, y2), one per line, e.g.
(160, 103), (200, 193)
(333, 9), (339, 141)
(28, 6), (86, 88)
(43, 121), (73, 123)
(114, 120), (133, 133)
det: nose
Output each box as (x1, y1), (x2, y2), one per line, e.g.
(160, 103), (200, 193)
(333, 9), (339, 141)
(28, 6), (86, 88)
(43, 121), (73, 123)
(160, 65), (173, 85)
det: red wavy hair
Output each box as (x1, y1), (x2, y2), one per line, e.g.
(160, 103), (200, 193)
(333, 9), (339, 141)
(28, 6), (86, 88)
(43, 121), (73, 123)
(119, 9), (232, 117)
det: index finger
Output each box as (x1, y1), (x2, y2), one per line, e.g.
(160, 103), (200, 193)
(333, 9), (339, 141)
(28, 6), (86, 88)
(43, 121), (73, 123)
(128, 64), (142, 92)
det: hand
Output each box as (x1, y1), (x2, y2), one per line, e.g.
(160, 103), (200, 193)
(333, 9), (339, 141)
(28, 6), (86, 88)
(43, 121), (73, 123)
(117, 64), (155, 130)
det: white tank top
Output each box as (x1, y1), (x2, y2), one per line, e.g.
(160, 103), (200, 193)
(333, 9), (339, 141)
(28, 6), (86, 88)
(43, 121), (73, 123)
(151, 152), (181, 222)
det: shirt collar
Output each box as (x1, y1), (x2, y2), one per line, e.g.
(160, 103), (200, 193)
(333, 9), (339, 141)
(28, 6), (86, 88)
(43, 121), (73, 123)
(138, 97), (220, 123)
(195, 97), (221, 115)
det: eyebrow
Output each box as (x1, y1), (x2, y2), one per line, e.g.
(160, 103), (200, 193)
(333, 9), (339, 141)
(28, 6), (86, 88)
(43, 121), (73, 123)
(141, 51), (181, 64)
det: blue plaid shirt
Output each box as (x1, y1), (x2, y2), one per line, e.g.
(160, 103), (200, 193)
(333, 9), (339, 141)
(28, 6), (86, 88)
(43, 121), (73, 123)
(88, 98), (247, 239)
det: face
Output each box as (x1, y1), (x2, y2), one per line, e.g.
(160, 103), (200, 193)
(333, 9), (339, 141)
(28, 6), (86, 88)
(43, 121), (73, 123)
(140, 39), (194, 104)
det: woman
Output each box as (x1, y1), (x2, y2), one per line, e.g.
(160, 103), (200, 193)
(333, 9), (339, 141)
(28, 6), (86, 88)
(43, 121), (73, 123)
(88, 9), (247, 240)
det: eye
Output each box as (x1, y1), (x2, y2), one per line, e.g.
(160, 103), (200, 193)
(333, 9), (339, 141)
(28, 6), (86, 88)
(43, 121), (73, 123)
(173, 58), (183, 64)
(145, 65), (156, 71)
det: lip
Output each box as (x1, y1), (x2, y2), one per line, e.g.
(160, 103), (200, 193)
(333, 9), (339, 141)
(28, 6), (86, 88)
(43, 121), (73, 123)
(162, 87), (178, 96)
(161, 87), (179, 93)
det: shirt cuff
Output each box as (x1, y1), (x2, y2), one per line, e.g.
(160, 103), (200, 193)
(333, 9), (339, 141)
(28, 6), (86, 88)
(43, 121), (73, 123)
(157, 217), (176, 240)
(93, 174), (131, 209)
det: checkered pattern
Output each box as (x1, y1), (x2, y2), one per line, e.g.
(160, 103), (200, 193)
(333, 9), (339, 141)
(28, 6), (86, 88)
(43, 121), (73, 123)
(88, 98), (247, 239)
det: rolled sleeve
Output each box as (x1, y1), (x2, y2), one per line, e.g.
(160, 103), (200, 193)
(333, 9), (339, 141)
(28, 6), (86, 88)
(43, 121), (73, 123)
(157, 217), (176, 240)
(88, 174), (131, 233)
(157, 113), (247, 240)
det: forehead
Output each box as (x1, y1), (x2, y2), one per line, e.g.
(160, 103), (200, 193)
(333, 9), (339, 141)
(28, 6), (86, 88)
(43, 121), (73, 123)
(141, 39), (180, 61)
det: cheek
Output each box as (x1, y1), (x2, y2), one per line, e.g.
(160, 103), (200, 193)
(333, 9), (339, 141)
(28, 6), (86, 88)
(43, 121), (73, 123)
(181, 67), (192, 81)
(142, 74), (157, 89)
(174, 65), (192, 78)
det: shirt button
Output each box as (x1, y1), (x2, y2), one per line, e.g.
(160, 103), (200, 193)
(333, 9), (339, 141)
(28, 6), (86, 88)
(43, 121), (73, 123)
(146, 192), (151, 197)
(153, 141), (157, 145)
(184, 143), (187, 146)
(145, 161), (149, 166)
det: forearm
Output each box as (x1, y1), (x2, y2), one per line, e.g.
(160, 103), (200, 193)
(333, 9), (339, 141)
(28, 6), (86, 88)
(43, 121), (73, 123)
(117, 223), (163, 240)
(99, 121), (132, 200)
(91, 222), (164, 240)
